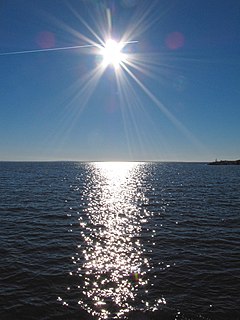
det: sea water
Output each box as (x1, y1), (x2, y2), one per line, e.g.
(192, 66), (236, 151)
(0, 162), (239, 320)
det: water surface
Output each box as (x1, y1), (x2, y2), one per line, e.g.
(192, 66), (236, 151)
(0, 162), (239, 319)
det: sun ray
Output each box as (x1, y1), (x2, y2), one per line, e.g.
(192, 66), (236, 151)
(120, 0), (161, 44)
(63, 64), (105, 114)
(82, 3), (112, 43)
(40, 10), (104, 51)
(106, 8), (112, 36)
(115, 62), (159, 159)
(115, 73), (134, 159)
(120, 62), (206, 149)
(67, 3), (106, 47)
(115, 69), (141, 159)
(45, 63), (105, 149)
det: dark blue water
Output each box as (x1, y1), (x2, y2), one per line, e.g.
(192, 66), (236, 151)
(0, 162), (239, 320)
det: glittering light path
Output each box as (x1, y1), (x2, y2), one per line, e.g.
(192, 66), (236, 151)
(76, 162), (150, 319)
(59, 162), (167, 319)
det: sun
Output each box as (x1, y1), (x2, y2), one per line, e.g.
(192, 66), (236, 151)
(100, 39), (125, 69)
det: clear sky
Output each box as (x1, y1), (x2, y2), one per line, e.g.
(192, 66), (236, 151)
(1, 0), (240, 162)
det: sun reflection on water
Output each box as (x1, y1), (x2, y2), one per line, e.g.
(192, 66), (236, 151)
(76, 162), (151, 319)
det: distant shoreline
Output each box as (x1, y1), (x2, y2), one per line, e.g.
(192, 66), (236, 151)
(208, 159), (240, 165)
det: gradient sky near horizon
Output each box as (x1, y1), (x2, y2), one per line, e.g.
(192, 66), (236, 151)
(1, 0), (240, 162)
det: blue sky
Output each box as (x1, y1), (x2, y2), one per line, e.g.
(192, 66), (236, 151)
(0, 0), (240, 161)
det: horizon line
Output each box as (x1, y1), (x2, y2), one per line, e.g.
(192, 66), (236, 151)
(0, 159), (211, 163)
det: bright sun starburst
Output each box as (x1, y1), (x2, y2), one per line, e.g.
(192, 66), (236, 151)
(0, 2), (203, 162)
(100, 39), (125, 69)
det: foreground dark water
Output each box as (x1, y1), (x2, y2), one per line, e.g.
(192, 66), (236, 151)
(0, 162), (239, 320)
